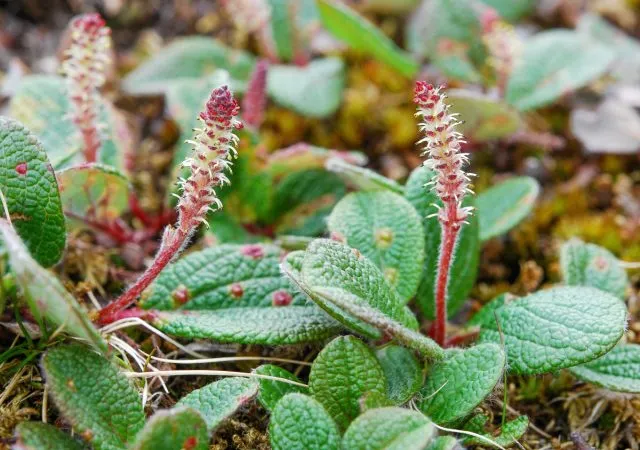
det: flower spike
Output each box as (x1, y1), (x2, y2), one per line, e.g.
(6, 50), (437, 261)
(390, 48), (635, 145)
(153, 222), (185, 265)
(61, 13), (112, 163)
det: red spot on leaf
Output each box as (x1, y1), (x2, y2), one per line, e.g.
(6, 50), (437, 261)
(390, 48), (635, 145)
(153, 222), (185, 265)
(183, 436), (198, 450)
(171, 286), (190, 305)
(272, 290), (293, 306)
(229, 283), (244, 299)
(15, 162), (27, 176)
(241, 244), (264, 259)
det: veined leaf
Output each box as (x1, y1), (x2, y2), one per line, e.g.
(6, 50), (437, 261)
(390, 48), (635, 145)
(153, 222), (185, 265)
(269, 393), (341, 450)
(309, 336), (386, 430)
(42, 344), (145, 450)
(14, 422), (85, 450)
(254, 364), (308, 411)
(266, 145), (367, 178)
(325, 158), (403, 194)
(476, 176), (540, 241)
(560, 238), (628, 299)
(416, 344), (505, 425)
(427, 436), (459, 450)
(131, 408), (208, 450)
(0, 221), (105, 351)
(327, 191), (425, 301)
(405, 166), (480, 319)
(141, 244), (307, 310)
(478, 286), (628, 375)
(341, 407), (436, 450)
(570, 344), (640, 393)
(317, 0), (419, 78)
(153, 306), (342, 345)
(0, 117), (65, 266)
(463, 414), (529, 447)
(376, 345), (424, 405)
(176, 377), (258, 432)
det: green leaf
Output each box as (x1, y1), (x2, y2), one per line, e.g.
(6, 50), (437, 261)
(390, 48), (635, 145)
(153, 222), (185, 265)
(309, 336), (387, 430)
(325, 158), (403, 194)
(341, 407), (435, 450)
(376, 345), (424, 405)
(268, 0), (296, 61)
(464, 415), (529, 447)
(427, 436), (460, 450)
(417, 344), (505, 425)
(269, 393), (341, 450)
(468, 293), (514, 328)
(153, 306), (342, 345)
(122, 37), (255, 95)
(42, 344), (145, 450)
(569, 344), (640, 393)
(141, 244), (307, 310)
(14, 422), (85, 450)
(254, 364), (308, 411)
(327, 191), (425, 301)
(505, 30), (616, 111)
(266, 145), (367, 178)
(0, 117), (65, 266)
(476, 176), (540, 241)
(448, 90), (522, 142)
(176, 377), (258, 432)
(478, 286), (628, 375)
(131, 408), (208, 450)
(0, 222), (106, 351)
(272, 169), (346, 236)
(405, 166), (480, 319)
(267, 58), (345, 118)
(560, 238), (628, 299)
(9, 75), (129, 170)
(284, 240), (442, 359)
(58, 163), (130, 227)
(316, 0), (419, 78)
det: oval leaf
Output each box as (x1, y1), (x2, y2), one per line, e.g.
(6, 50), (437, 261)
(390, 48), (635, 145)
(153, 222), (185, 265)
(0, 117), (65, 266)
(309, 336), (386, 430)
(9, 75), (129, 170)
(478, 286), (628, 375)
(325, 158), (403, 193)
(476, 176), (540, 241)
(0, 221), (105, 351)
(505, 30), (616, 111)
(405, 166), (480, 319)
(42, 344), (145, 450)
(448, 90), (522, 142)
(142, 244), (307, 310)
(376, 345), (424, 405)
(153, 306), (342, 345)
(560, 238), (628, 299)
(269, 393), (341, 450)
(569, 344), (640, 393)
(327, 191), (425, 301)
(254, 364), (308, 411)
(58, 163), (130, 226)
(14, 422), (85, 450)
(317, 0), (419, 77)
(267, 58), (345, 118)
(122, 37), (255, 95)
(176, 377), (258, 432)
(131, 408), (208, 450)
(416, 344), (505, 425)
(341, 407), (435, 450)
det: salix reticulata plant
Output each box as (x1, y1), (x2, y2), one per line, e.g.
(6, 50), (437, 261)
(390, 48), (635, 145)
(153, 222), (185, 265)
(97, 86), (243, 325)
(60, 13), (112, 163)
(414, 82), (473, 346)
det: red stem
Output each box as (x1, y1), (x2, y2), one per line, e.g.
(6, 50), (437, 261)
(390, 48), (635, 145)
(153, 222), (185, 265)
(433, 201), (461, 346)
(96, 229), (187, 325)
(82, 125), (101, 163)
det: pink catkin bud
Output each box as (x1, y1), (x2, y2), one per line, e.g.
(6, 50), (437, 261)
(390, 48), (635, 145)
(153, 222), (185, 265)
(242, 60), (269, 129)
(61, 13), (112, 163)
(221, 0), (271, 34)
(481, 12), (521, 95)
(177, 86), (242, 233)
(414, 82), (473, 230)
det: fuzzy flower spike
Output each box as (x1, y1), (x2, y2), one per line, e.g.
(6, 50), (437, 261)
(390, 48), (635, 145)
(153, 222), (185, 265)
(97, 86), (242, 325)
(61, 13), (112, 163)
(414, 82), (474, 346)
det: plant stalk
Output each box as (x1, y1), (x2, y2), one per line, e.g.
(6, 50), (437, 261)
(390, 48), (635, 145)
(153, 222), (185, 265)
(433, 210), (460, 346)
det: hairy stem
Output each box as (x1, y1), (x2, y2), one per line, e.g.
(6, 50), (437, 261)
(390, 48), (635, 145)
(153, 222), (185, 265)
(434, 205), (460, 346)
